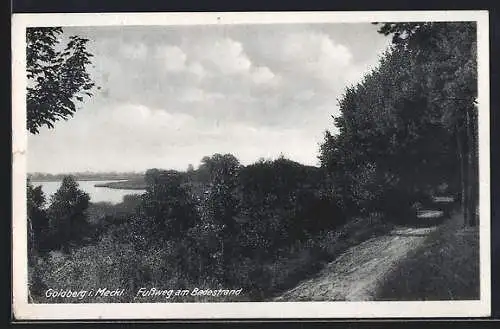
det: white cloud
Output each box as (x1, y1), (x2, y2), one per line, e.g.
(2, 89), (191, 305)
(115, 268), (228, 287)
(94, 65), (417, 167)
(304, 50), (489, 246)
(120, 43), (148, 60)
(178, 88), (225, 103)
(28, 24), (393, 173)
(278, 32), (354, 85)
(28, 100), (324, 172)
(154, 45), (208, 81)
(187, 62), (207, 79)
(281, 32), (352, 66)
(179, 88), (205, 103)
(251, 66), (278, 86)
(158, 45), (188, 72)
(201, 38), (252, 75)
(294, 90), (316, 101)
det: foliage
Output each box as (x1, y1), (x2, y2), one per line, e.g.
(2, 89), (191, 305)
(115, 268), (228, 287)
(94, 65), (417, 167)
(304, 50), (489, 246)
(235, 157), (344, 264)
(46, 176), (91, 251)
(137, 170), (199, 247)
(27, 180), (49, 251)
(372, 22), (478, 225)
(28, 22), (479, 304)
(192, 154), (242, 283)
(319, 23), (477, 223)
(26, 27), (97, 134)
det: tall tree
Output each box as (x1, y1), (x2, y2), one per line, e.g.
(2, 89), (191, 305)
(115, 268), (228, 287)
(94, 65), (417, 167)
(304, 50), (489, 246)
(26, 27), (97, 250)
(375, 22), (478, 226)
(198, 154), (241, 283)
(47, 176), (91, 251)
(27, 180), (49, 251)
(319, 35), (459, 222)
(26, 28), (97, 300)
(26, 27), (97, 134)
(139, 169), (198, 244)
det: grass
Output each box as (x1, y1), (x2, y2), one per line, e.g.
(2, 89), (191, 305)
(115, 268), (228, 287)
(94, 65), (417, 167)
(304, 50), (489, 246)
(29, 212), (394, 303)
(374, 210), (480, 300)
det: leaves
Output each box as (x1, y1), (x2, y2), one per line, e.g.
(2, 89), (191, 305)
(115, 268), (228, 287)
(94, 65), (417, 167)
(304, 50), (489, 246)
(139, 170), (199, 245)
(26, 27), (97, 134)
(319, 22), (476, 218)
(47, 176), (91, 250)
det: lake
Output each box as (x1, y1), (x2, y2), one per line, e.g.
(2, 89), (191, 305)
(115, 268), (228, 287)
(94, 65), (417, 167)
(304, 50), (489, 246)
(31, 180), (146, 205)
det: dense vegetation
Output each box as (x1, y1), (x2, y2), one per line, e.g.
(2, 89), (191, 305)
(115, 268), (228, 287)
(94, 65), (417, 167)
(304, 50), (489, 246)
(28, 155), (355, 302)
(320, 22), (478, 226)
(26, 22), (479, 302)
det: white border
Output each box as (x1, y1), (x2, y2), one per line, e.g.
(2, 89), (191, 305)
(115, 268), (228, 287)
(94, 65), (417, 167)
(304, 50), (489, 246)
(11, 11), (491, 320)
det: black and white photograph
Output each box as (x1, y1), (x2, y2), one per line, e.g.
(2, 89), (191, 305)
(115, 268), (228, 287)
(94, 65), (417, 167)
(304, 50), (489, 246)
(11, 11), (490, 319)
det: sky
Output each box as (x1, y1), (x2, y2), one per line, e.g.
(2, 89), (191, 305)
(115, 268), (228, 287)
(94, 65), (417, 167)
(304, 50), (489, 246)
(27, 23), (392, 173)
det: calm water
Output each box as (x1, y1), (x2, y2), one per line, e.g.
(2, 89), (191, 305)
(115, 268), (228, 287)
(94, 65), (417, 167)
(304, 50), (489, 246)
(31, 180), (146, 205)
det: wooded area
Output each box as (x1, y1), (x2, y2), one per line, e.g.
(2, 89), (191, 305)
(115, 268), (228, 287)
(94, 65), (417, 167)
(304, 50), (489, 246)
(26, 21), (480, 302)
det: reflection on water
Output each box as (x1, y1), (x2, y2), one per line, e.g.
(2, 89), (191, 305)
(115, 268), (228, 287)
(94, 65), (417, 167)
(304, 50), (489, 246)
(31, 180), (146, 205)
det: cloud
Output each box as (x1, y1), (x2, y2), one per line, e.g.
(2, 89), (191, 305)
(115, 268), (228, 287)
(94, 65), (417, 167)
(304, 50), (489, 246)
(120, 43), (148, 60)
(251, 66), (279, 86)
(276, 31), (354, 86)
(200, 38), (252, 75)
(28, 101), (324, 172)
(178, 88), (225, 103)
(158, 45), (187, 72)
(28, 24), (392, 173)
(186, 62), (206, 80)
(185, 37), (280, 87)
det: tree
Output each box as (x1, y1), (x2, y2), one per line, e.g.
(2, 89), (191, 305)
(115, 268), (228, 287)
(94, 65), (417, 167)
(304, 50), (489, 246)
(199, 153), (241, 183)
(26, 27), (97, 134)
(47, 176), (91, 251)
(27, 180), (49, 251)
(195, 154), (241, 283)
(374, 22), (478, 226)
(238, 157), (317, 250)
(26, 179), (49, 302)
(138, 169), (199, 245)
(319, 33), (461, 222)
(26, 28), (98, 300)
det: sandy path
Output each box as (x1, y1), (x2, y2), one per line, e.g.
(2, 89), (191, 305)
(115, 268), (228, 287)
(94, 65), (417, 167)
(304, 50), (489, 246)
(273, 225), (438, 301)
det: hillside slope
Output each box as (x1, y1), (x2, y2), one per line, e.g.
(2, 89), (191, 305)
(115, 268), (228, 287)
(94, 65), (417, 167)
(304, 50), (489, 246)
(274, 224), (439, 301)
(274, 209), (479, 302)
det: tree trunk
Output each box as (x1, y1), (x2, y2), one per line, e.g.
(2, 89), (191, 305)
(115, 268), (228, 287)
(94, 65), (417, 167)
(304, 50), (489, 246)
(27, 216), (35, 263)
(466, 107), (477, 226)
(456, 124), (468, 227)
(27, 215), (35, 303)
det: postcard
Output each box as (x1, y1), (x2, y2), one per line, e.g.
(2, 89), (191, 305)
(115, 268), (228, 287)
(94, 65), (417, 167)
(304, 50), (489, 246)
(11, 10), (490, 320)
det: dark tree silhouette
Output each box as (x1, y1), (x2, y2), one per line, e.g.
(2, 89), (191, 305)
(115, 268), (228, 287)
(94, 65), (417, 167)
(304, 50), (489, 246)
(374, 22), (478, 226)
(319, 23), (474, 223)
(47, 176), (91, 251)
(192, 154), (241, 282)
(139, 169), (199, 244)
(26, 27), (98, 134)
(27, 180), (49, 251)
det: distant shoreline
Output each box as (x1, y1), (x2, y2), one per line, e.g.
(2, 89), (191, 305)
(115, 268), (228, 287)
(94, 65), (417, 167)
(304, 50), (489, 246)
(94, 179), (147, 190)
(30, 178), (147, 191)
(30, 178), (131, 182)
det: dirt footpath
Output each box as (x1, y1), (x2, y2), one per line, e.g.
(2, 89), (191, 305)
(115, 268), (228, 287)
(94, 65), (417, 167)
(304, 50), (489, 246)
(273, 225), (438, 301)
